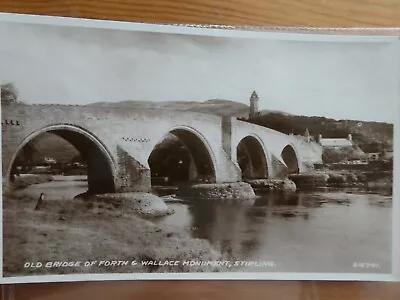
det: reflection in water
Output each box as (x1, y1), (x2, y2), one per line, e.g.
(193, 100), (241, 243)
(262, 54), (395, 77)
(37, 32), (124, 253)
(186, 193), (317, 261)
(159, 188), (392, 274)
(189, 201), (255, 260)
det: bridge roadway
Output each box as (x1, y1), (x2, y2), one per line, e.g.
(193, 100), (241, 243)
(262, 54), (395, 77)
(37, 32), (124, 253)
(1, 104), (322, 194)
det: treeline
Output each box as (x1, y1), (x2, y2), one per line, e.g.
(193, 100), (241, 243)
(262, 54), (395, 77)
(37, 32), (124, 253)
(239, 113), (393, 153)
(1, 82), (19, 105)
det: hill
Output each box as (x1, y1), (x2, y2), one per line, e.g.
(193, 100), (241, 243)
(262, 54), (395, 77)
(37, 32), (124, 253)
(15, 133), (80, 165)
(87, 99), (288, 118)
(240, 113), (393, 153)
(87, 99), (289, 118)
(87, 99), (251, 118)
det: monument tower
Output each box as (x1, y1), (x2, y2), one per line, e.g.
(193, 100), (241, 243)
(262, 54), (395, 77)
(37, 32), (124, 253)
(249, 90), (259, 119)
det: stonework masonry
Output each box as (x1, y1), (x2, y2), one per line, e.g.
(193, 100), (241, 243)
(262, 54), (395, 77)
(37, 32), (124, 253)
(1, 104), (322, 192)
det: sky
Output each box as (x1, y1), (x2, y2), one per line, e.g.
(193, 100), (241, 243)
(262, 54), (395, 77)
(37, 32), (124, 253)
(0, 21), (398, 123)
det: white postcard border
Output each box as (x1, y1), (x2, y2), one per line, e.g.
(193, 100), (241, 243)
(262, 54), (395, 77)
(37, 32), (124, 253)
(0, 12), (399, 284)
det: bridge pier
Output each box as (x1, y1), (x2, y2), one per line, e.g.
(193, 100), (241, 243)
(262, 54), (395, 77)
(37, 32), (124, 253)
(114, 146), (152, 193)
(176, 182), (256, 202)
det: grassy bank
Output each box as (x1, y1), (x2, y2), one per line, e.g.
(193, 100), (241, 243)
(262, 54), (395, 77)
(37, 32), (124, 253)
(10, 174), (53, 190)
(324, 169), (392, 188)
(3, 192), (223, 277)
(288, 168), (393, 194)
(312, 169), (390, 186)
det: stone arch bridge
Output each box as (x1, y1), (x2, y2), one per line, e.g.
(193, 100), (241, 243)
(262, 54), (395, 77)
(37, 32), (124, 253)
(2, 104), (322, 194)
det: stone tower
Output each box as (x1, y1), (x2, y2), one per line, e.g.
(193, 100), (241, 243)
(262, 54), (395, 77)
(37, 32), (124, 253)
(348, 133), (352, 141)
(249, 91), (259, 119)
(304, 128), (311, 143)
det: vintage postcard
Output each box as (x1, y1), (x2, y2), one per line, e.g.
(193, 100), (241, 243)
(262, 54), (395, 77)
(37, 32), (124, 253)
(0, 13), (399, 284)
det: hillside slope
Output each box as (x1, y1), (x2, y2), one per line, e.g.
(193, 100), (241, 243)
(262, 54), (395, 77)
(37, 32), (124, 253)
(87, 99), (251, 118)
(242, 113), (393, 153)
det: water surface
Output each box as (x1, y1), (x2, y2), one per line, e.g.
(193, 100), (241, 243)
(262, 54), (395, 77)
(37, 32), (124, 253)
(15, 176), (392, 274)
(155, 188), (392, 273)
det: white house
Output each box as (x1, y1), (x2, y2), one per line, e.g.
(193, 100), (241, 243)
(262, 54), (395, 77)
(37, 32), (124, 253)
(318, 134), (353, 148)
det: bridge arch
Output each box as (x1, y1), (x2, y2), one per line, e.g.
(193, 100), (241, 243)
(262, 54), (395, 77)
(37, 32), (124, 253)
(236, 134), (269, 180)
(8, 124), (116, 194)
(281, 144), (300, 174)
(148, 125), (217, 185)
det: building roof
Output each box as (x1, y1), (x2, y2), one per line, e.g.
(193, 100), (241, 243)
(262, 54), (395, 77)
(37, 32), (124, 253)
(320, 138), (353, 147)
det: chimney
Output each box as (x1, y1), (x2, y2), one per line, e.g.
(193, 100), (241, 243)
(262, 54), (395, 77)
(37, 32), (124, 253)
(317, 134), (322, 144)
(348, 133), (352, 141)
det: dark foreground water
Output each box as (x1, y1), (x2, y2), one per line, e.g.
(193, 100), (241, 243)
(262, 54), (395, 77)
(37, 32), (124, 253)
(155, 187), (392, 274)
(15, 176), (392, 274)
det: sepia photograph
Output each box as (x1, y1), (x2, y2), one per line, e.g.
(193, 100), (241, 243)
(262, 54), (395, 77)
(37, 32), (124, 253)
(0, 14), (399, 283)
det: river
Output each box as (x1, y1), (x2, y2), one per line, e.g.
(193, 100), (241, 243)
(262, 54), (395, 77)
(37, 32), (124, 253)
(14, 175), (392, 274)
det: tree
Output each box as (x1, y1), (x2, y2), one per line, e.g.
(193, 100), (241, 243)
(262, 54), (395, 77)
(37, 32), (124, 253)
(1, 82), (18, 104)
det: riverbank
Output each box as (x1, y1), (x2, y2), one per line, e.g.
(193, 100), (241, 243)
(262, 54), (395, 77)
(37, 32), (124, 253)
(11, 174), (53, 189)
(3, 192), (225, 277)
(10, 174), (54, 190)
(76, 192), (175, 218)
(3, 176), (392, 275)
(289, 168), (392, 191)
